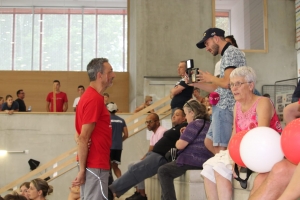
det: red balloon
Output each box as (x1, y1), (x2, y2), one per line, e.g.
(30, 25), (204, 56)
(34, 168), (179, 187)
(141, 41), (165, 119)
(281, 118), (300, 165)
(228, 130), (248, 167)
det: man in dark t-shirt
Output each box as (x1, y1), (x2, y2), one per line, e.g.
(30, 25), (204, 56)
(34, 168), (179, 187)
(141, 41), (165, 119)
(170, 61), (193, 116)
(15, 89), (26, 112)
(109, 108), (187, 198)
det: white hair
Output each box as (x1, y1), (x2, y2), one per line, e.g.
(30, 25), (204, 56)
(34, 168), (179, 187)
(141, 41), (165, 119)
(230, 66), (256, 85)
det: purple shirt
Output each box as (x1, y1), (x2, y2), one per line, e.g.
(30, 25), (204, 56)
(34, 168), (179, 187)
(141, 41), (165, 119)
(176, 119), (213, 167)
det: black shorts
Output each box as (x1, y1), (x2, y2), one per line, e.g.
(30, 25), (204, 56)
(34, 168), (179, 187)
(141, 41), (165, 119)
(110, 149), (122, 164)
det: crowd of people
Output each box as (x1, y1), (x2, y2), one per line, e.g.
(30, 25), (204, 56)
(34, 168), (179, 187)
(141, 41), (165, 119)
(3, 27), (300, 200)
(0, 178), (53, 200)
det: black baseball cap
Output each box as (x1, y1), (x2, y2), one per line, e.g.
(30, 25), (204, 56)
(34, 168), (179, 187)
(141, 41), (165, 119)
(196, 28), (225, 49)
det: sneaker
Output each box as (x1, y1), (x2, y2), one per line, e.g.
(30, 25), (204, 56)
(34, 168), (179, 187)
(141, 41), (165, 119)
(125, 192), (140, 200)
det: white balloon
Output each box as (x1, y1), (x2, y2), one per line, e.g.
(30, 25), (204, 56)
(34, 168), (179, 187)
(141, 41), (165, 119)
(240, 127), (284, 173)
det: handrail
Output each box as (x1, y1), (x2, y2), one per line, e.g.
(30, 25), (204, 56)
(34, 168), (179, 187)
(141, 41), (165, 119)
(47, 165), (77, 183)
(125, 95), (170, 124)
(0, 147), (77, 194)
(127, 104), (171, 132)
(0, 96), (171, 195)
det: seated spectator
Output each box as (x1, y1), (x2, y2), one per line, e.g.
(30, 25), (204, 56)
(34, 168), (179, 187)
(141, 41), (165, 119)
(109, 108), (187, 199)
(249, 99), (298, 200)
(201, 66), (282, 200)
(19, 182), (30, 200)
(104, 92), (110, 105)
(157, 100), (213, 200)
(73, 85), (85, 111)
(277, 163), (300, 200)
(283, 100), (300, 125)
(193, 88), (205, 103)
(0, 97), (4, 111)
(2, 95), (19, 114)
(203, 95), (212, 117)
(3, 194), (26, 200)
(15, 90), (26, 112)
(27, 178), (53, 200)
(134, 95), (154, 113)
(292, 79), (300, 103)
(124, 113), (166, 199)
(263, 93), (271, 98)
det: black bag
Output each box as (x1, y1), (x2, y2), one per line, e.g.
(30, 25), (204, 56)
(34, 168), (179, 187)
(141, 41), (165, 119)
(165, 148), (178, 162)
(164, 119), (206, 162)
(234, 164), (253, 189)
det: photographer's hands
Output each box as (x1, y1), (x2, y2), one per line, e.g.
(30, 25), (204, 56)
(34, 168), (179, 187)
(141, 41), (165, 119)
(197, 70), (214, 83)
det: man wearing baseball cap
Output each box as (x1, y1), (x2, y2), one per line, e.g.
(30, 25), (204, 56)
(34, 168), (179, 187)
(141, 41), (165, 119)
(107, 102), (128, 178)
(194, 27), (246, 152)
(193, 27), (246, 200)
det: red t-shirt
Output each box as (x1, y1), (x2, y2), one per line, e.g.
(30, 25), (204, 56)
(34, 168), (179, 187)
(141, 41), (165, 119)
(75, 87), (112, 169)
(46, 92), (68, 112)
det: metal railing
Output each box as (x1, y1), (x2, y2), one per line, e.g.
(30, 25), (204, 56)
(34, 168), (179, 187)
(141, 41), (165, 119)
(0, 96), (171, 195)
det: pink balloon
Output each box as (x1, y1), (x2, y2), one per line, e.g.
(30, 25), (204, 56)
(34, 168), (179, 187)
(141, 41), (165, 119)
(228, 130), (248, 167)
(281, 118), (300, 165)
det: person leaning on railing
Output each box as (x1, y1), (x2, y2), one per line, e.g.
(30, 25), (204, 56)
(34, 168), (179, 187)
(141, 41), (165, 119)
(134, 95), (154, 113)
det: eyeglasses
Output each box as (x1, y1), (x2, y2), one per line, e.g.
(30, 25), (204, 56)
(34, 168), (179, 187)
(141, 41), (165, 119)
(145, 120), (157, 124)
(229, 82), (252, 88)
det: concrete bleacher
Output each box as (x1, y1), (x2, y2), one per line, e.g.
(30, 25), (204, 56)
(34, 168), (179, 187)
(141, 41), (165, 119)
(145, 170), (258, 200)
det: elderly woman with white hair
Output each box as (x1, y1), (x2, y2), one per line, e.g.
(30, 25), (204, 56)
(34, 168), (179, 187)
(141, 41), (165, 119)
(201, 66), (282, 200)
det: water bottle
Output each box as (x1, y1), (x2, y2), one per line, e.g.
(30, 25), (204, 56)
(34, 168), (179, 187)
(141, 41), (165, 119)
(28, 106), (32, 112)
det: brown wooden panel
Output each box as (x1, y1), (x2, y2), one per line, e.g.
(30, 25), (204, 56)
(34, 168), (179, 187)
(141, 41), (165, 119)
(0, 71), (129, 112)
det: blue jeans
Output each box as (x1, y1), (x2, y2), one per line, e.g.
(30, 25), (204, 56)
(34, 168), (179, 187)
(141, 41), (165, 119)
(206, 106), (233, 147)
(109, 152), (167, 197)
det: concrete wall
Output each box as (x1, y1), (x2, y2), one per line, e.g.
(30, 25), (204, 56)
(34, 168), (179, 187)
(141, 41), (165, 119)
(0, 112), (162, 199)
(129, 0), (296, 108)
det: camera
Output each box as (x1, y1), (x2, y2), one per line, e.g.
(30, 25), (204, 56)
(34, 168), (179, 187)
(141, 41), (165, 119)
(185, 59), (199, 84)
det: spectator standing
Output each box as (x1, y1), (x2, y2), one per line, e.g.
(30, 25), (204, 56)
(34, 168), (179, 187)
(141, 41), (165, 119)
(46, 80), (68, 112)
(15, 90), (26, 112)
(194, 28), (246, 154)
(134, 95), (154, 113)
(104, 93), (110, 105)
(72, 58), (115, 200)
(170, 61), (194, 116)
(106, 102), (128, 178)
(73, 85), (85, 111)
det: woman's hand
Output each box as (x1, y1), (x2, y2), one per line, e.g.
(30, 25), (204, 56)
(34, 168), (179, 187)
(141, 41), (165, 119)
(180, 127), (186, 134)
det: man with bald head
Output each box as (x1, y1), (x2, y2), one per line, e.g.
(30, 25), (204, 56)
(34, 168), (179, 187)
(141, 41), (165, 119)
(124, 113), (166, 200)
(109, 108), (187, 199)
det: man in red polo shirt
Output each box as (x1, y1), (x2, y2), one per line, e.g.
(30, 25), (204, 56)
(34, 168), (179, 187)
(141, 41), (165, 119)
(46, 80), (68, 112)
(72, 58), (115, 200)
